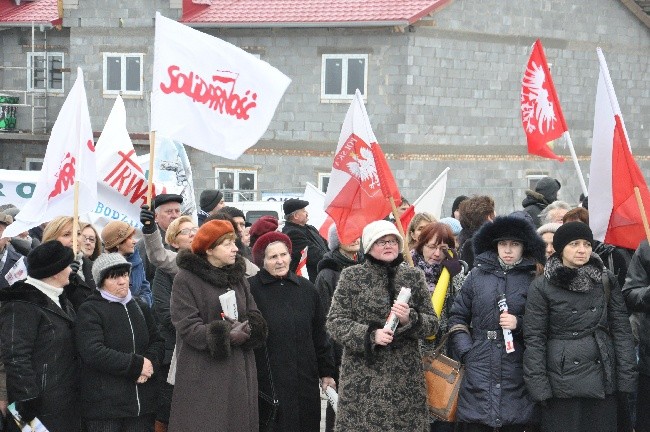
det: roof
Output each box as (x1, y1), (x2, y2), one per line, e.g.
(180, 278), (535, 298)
(181, 0), (452, 28)
(0, 0), (60, 26)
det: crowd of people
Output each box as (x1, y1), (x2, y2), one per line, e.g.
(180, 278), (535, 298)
(0, 175), (647, 432)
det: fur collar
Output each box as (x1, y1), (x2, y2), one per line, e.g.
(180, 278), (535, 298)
(316, 249), (362, 273)
(177, 250), (246, 289)
(545, 253), (604, 293)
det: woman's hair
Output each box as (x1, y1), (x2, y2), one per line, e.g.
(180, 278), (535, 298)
(458, 195), (495, 231)
(539, 200), (572, 224)
(406, 212), (435, 248)
(562, 207), (589, 225)
(42, 216), (74, 243)
(79, 222), (102, 260)
(208, 232), (237, 251)
(414, 222), (455, 256)
(165, 215), (194, 245)
(101, 265), (131, 284)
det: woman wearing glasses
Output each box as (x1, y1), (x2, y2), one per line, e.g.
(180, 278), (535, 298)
(327, 220), (438, 431)
(448, 215), (545, 432)
(79, 222), (101, 261)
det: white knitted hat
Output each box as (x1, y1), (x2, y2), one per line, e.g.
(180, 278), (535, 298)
(92, 253), (132, 287)
(361, 220), (403, 254)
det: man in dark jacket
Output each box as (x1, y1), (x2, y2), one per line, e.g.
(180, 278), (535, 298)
(281, 198), (329, 283)
(521, 176), (561, 227)
(197, 189), (224, 226)
(0, 214), (24, 289)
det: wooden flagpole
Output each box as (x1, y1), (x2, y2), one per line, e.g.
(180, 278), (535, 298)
(634, 187), (650, 243)
(146, 130), (156, 207)
(389, 196), (414, 267)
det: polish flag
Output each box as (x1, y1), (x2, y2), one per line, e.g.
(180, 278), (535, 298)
(399, 167), (449, 232)
(296, 246), (309, 279)
(520, 39), (566, 161)
(588, 48), (649, 250)
(324, 90), (400, 244)
(3, 68), (96, 238)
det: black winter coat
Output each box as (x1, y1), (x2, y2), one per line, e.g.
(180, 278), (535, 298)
(524, 255), (637, 403)
(0, 244), (23, 289)
(75, 291), (164, 420)
(622, 240), (650, 375)
(0, 281), (80, 432)
(282, 221), (329, 283)
(153, 268), (175, 364)
(449, 251), (538, 427)
(249, 269), (335, 432)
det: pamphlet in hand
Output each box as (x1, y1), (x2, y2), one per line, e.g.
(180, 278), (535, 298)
(324, 386), (338, 414)
(5, 256), (27, 285)
(384, 287), (412, 332)
(219, 290), (238, 321)
(7, 402), (49, 432)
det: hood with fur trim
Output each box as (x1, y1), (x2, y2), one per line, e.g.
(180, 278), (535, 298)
(473, 215), (546, 264)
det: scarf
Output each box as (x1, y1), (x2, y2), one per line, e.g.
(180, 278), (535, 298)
(411, 250), (442, 292)
(544, 253), (602, 292)
(99, 288), (133, 305)
(498, 256), (523, 272)
(366, 253), (404, 302)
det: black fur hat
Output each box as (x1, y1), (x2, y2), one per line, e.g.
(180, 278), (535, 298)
(473, 215), (546, 263)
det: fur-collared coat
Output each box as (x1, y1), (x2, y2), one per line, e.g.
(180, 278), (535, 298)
(326, 255), (438, 432)
(168, 252), (267, 432)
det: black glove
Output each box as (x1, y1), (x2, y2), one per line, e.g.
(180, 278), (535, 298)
(69, 253), (82, 275)
(140, 205), (157, 234)
(441, 250), (462, 277)
(15, 397), (40, 423)
(229, 319), (251, 346)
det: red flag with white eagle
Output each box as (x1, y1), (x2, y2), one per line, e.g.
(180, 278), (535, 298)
(324, 90), (401, 244)
(3, 68), (96, 238)
(520, 39), (566, 162)
(151, 13), (291, 159)
(589, 48), (650, 250)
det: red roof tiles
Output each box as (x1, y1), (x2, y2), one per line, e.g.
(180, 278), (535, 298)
(0, 0), (59, 25)
(181, 0), (451, 27)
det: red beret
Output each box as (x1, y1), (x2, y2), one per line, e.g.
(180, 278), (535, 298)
(249, 215), (279, 246)
(251, 231), (292, 267)
(191, 220), (235, 254)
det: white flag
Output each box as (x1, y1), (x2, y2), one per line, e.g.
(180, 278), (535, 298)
(151, 12), (291, 159)
(4, 68), (96, 238)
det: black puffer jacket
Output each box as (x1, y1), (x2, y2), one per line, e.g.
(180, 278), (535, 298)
(153, 268), (176, 364)
(75, 291), (164, 420)
(622, 240), (650, 375)
(524, 254), (637, 402)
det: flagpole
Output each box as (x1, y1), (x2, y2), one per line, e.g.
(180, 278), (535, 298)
(147, 130), (156, 207)
(634, 187), (650, 243)
(389, 197), (414, 267)
(563, 132), (588, 197)
(72, 181), (80, 254)
(412, 167), (450, 208)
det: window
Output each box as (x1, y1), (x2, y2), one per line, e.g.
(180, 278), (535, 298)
(25, 157), (44, 171)
(318, 173), (330, 193)
(103, 53), (143, 96)
(215, 169), (257, 202)
(526, 173), (549, 191)
(321, 54), (368, 101)
(27, 52), (64, 92)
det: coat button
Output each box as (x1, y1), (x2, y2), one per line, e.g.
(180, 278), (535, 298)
(596, 360), (601, 364)
(572, 332), (578, 336)
(571, 309), (577, 313)
(574, 360), (580, 365)
(496, 343), (502, 348)
(591, 307), (597, 312)
(496, 383), (501, 389)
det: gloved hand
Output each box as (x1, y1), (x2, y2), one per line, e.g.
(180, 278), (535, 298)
(140, 205), (157, 234)
(441, 249), (462, 277)
(69, 252), (83, 275)
(15, 397), (40, 423)
(228, 319), (251, 346)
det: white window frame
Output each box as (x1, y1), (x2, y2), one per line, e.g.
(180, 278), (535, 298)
(26, 52), (64, 93)
(526, 173), (549, 191)
(215, 168), (258, 203)
(102, 53), (144, 96)
(321, 53), (368, 102)
(318, 173), (330, 193)
(25, 157), (44, 171)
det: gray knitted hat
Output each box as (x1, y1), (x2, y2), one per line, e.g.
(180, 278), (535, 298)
(328, 224), (340, 250)
(92, 253), (132, 287)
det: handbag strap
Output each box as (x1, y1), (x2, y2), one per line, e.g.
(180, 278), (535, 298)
(263, 344), (277, 399)
(431, 324), (470, 358)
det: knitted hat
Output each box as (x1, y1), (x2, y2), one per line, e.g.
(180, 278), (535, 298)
(328, 224), (340, 250)
(0, 213), (13, 226)
(153, 193), (183, 209)
(553, 221), (593, 254)
(451, 195), (468, 217)
(438, 217), (462, 236)
(249, 215), (279, 246)
(199, 189), (223, 213)
(361, 220), (403, 254)
(191, 220), (235, 254)
(252, 231), (292, 267)
(102, 221), (136, 250)
(92, 253), (132, 287)
(27, 240), (75, 279)
(283, 198), (309, 216)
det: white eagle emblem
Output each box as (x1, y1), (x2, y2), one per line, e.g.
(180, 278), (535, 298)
(521, 61), (557, 134)
(346, 146), (380, 189)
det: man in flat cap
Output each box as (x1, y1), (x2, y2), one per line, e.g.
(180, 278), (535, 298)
(281, 198), (329, 283)
(198, 189), (225, 226)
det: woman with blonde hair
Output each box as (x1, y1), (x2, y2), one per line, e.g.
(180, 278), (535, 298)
(406, 212), (436, 250)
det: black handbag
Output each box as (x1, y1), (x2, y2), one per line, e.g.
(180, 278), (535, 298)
(258, 345), (280, 432)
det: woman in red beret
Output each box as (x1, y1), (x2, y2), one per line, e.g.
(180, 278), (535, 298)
(167, 220), (268, 432)
(249, 232), (336, 432)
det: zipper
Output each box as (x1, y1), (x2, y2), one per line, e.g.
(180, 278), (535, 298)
(124, 304), (141, 416)
(41, 363), (48, 390)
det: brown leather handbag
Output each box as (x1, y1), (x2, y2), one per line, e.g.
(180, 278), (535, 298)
(422, 325), (468, 422)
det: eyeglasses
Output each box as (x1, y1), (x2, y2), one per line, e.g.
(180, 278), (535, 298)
(424, 244), (449, 253)
(82, 235), (96, 243)
(375, 239), (399, 247)
(178, 227), (199, 236)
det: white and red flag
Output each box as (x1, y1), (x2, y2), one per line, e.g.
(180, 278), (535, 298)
(520, 39), (566, 162)
(588, 48), (650, 251)
(295, 246), (309, 279)
(3, 68), (96, 238)
(151, 12), (291, 159)
(399, 167), (449, 232)
(324, 89), (401, 244)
